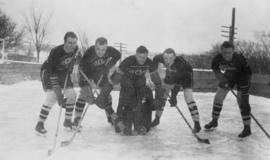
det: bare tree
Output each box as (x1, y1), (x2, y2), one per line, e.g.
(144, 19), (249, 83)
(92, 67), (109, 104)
(0, 9), (24, 49)
(24, 7), (52, 62)
(254, 31), (270, 57)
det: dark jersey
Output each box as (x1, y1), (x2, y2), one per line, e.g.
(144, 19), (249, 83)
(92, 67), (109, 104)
(211, 53), (251, 81)
(119, 55), (153, 79)
(41, 44), (78, 87)
(151, 54), (193, 87)
(151, 54), (192, 76)
(79, 46), (121, 81)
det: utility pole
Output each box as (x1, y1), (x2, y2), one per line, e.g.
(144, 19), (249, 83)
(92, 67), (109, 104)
(114, 42), (127, 63)
(221, 8), (237, 43)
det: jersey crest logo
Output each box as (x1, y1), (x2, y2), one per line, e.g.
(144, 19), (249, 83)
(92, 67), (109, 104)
(93, 57), (112, 66)
(219, 63), (236, 73)
(128, 69), (146, 76)
(60, 56), (73, 66)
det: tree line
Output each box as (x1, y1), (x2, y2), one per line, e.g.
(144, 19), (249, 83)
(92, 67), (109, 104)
(1, 8), (270, 74)
(182, 36), (270, 74)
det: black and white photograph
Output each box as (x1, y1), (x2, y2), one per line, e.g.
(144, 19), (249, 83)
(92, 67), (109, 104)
(0, 0), (269, 159)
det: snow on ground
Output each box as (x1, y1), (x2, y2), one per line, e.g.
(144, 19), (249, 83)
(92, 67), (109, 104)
(0, 81), (269, 160)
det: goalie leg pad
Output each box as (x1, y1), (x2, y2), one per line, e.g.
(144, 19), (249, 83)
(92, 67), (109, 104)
(134, 86), (153, 132)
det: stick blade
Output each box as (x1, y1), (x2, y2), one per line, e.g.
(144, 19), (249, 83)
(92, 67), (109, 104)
(197, 137), (210, 144)
(61, 140), (71, 147)
(47, 149), (54, 156)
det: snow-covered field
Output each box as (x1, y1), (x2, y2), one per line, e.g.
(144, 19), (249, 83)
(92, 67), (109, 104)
(0, 81), (269, 160)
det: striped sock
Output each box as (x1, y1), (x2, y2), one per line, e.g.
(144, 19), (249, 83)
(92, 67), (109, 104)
(74, 98), (86, 119)
(65, 103), (75, 120)
(212, 103), (223, 119)
(38, 105), (52, 122)
(187, 101), (199, 122)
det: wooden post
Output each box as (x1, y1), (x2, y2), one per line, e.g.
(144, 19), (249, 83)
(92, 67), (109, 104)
(229, 8), (236, 43)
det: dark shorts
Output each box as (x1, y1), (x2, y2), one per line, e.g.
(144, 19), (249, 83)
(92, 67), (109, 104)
(40, 69), (73, 91)
(164, 70), (193, 89)
(219, 74), (251, 90)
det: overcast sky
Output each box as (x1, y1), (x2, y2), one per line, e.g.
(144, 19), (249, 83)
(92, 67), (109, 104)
(1, 0), (270, 54)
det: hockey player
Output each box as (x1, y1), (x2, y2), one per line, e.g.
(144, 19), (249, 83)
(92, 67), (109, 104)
(204, 41), (252, 138)
(73, 37), (122, 128)
(150, 48), (201, 133)
(115, 46), (154, 135)
(35, 32), (79, 135)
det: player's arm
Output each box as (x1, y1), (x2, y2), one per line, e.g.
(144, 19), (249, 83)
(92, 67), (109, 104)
(46, 48), (61, 88)
(106, 47), (121, 68)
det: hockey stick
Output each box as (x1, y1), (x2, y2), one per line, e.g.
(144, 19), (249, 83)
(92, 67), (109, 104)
(175, 105), (210, 144)
(48, 75), (69, 156)
(230, 90), (270, 140)
(60, 71), (104, 147)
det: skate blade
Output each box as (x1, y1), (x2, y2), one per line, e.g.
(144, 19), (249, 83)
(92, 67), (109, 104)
(71, 126), (82, 132)
(64, 127), (81, 132)
(120, 131), (135, 136)
(238, 136), (249, 142)
(47, 149), (54, 156)
(136, 132), (147, 136)
(120, 130), (145, 136)
(61, 140), (72, 147)
(238, 134), (252, 141)
(204, 127), (217, 132)
(35, 131), (47, 137)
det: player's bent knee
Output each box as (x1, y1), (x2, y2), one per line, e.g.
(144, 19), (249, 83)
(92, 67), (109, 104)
(183, 88), (194, 102)
(65, 88), (77, 103)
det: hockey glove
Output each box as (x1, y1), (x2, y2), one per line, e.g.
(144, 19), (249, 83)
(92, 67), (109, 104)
(168, 96), (177, 107)
(153, 99), (166, 110)
(150, 71), (162, 86)
(215, 71), (231, 90)
(108, 67), (123, 85)
(169, 85), (180, 107)
(219, 78), (231, 90)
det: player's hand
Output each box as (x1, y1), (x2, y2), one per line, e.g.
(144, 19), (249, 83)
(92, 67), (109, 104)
(168, 96), (177, 107)
(153, 98), (166, 110)
(220, 79), (231, 90)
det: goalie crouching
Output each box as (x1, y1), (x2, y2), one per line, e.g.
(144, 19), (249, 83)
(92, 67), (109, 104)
(111, 45), (154, 135)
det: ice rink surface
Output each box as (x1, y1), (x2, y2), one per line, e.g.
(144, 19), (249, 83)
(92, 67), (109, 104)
(0, 81), (269, 160)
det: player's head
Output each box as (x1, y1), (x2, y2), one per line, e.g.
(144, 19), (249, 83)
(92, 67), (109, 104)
(221, 41), (234, 61)
(95, 37), (108, 57)
(64, 31), (78, 53)
(163, 48), (176, 67)
(136, 45), (148, 65)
